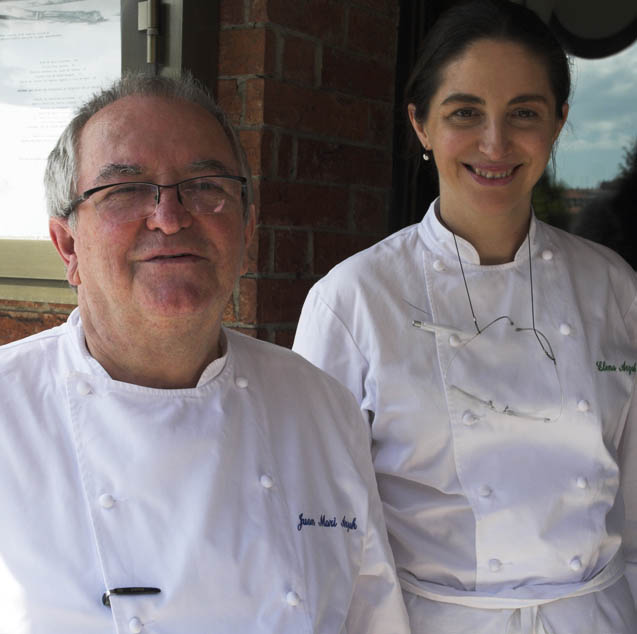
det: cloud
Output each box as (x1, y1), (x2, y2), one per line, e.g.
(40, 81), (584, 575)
(555, 42), (637, 186)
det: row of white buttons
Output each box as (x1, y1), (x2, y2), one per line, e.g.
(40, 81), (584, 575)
(488, 556), (582, 573)
(76, 375), (250, 397)
(98, 473), (274, 510)
(432, 250), (554, 275)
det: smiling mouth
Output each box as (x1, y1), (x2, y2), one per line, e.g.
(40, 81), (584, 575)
(465, 164), (519, 179)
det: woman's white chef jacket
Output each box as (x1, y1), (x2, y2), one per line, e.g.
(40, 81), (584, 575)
(0, 308), (410, 634)
(293, 199), (637, 633)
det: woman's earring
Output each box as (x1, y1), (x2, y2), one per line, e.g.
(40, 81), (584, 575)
(422, 150), (430, 162)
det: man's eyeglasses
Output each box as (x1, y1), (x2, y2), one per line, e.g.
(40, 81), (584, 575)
(65, 175), (247, 225)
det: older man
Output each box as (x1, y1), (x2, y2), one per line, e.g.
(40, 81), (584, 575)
(0, 75), (409, 633)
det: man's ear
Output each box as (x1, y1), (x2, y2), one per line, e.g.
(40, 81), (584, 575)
(49, 217), (80, 286)
(240, 203), (257, 276)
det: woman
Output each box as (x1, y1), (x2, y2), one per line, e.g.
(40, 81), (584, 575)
(293, 1), (637, 632)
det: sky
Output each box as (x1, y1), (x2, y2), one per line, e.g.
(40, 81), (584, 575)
(554, 41), (637, 188)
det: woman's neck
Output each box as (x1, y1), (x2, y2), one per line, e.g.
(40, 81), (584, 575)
(437, 201), (532, 265)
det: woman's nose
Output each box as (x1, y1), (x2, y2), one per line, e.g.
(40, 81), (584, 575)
(478, 119), (511, 159)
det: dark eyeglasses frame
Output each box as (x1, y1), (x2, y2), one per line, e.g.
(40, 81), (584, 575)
(64, 174), (248, 217)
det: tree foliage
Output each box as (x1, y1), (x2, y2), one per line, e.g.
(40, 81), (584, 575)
(572, 137), (637, 269)
(532, 169), (571, 230)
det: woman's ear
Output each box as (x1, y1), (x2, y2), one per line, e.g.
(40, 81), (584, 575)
(408, 104), (431, 150)
(49, 217), (81, 286)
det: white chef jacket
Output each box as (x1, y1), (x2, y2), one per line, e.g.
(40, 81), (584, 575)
(0, 308), (410, 634)
(293, 199), (637, 633)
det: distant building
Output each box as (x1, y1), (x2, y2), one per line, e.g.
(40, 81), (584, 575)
(562, 188), (613, 215)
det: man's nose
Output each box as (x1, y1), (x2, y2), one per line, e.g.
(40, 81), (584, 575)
(478, 118), (511, 160)
(145, 185), (192, 234)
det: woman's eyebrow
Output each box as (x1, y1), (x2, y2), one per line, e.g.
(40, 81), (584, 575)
(508, 94), (549, 105)
(440, 93), (484, 106)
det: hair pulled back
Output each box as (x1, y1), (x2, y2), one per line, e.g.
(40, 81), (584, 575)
(406, 0), (571, 123)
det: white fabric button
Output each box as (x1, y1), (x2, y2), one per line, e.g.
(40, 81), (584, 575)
(76, 381), (92, 396)
(478, 485), (492, 498)
(286, 591), (300, 607)
(577, 399), (590, 413)
(489, 559), (502, 572)
(260, 474), (273, 489)
(541, 249), (554, 261)
(99, 493), (115, 509)
(462, 411), (478, 426)
(576, 476), (588, 489)
(235, 376), (248, 389)
(449, 334), (461, 347)
(569, 557), (583, 572)
(129, 617), (143, 633)
(559, 323), (572, 336)
(433, 259), (445, 272)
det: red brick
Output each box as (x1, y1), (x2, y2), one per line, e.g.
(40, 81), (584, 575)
(259, 181), (348, 228)
(369, 101), (394, 146)
(274, 328), (295, 348)
(0, 312), (69, 345)
(322, 47), (393, 101)
(296, 138), (392, 188)
(282, 34), (316, 85)
(277, 133), (295, 180)
(313, 231), (377, 274)
(274, 229), (310, 274)
(238, 277), (258, 323)
(251, 0), (345, 45)
(257, 278), (313, 323)
(350, 0), (399, 16)
(259, 128), (277, 179)
(239, 129), (262, 177)
(220, 0), (246, 24)
(216, 79), (242, 126)
(244, 78), (265, 124)
(257, 227), (273, 272)
(347, 6), (397, 59)
(219, 28), (275, 76)
(262, 79), (368, 142)
(352, 189), (387, 233)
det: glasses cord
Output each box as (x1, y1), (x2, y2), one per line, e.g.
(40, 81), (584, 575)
(451, 229), (556, 364)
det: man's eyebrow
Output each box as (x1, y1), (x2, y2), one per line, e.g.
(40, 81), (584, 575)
(96, 163), (143, 183)
(189, 159), (236, 174)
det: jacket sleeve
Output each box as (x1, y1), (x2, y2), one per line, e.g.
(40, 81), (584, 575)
(293, 287), (369, 408)
(344, 405), (411, 634)
(620, 294), (637, 606)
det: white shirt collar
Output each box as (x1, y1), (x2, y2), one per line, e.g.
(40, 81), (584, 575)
(418, 198), (539, 266)
(67, 307), (229, 387)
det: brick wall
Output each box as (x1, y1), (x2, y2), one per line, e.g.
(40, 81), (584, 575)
(219, 0), (399, 347)
(0, 0), (399, 348)
(0, 300), (73, 345)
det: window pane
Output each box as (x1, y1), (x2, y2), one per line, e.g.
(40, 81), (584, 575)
(0, 0), (120, 239)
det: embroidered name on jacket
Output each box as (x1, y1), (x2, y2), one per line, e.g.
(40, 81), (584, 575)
(596, 360), (636, 375)
(297, 512), (357, 532)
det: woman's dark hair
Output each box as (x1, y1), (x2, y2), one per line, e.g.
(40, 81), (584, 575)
(406, 0), (571, 123)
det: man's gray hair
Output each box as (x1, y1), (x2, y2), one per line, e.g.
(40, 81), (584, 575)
(44, 73), (253, 225)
